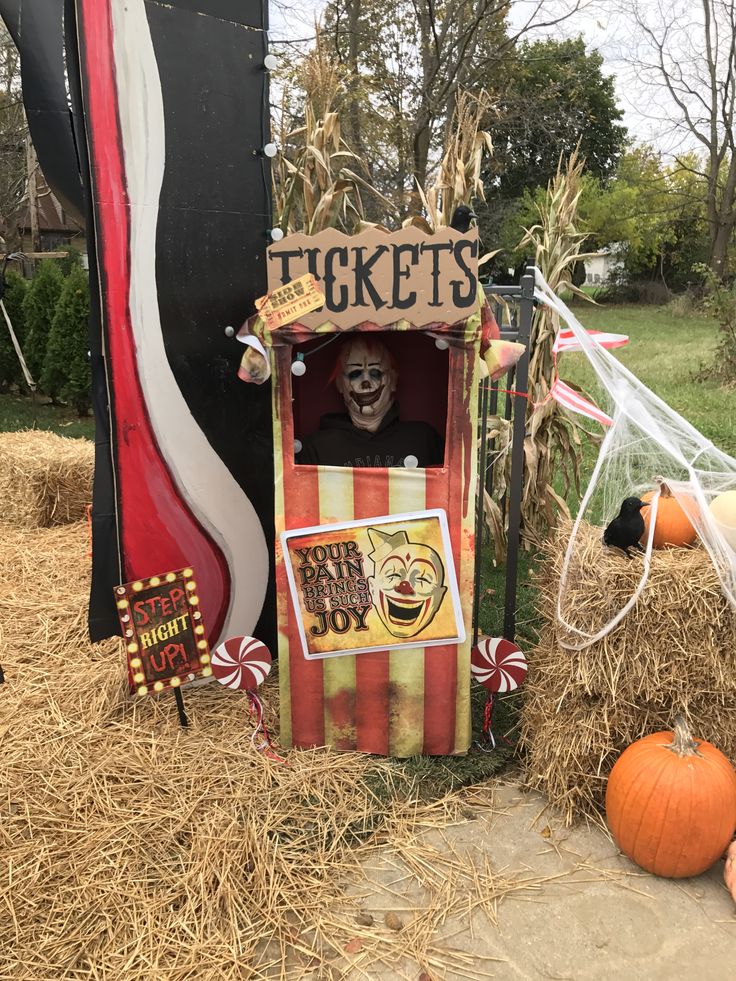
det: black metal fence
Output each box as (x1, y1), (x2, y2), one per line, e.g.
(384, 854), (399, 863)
(472, 271), (536, 644)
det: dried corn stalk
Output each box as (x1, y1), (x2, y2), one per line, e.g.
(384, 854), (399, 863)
(518, 147), (602, 547)
(273, 29), (394, 235)
(483, 149), (602, 556)
(410, 89), (495, 234)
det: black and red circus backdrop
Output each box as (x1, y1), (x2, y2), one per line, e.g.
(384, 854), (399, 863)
(0, 0), (276, 650)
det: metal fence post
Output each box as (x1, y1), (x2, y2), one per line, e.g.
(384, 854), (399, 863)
(472, 376), (490, 646)
(502, 272), (534, 640)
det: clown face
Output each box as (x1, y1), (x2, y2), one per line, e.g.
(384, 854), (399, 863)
(367, 528), (447, 639)
(335, 338), (397, 432)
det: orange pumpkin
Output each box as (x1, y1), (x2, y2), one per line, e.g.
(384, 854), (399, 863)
(641, 479), (698, 548)
(605, 717), (736, 878)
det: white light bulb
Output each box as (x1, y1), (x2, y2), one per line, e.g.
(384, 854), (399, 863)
(263, 143), (278, 158)
(404, 455), (419, 469)
(291, 359), (306, 376)
(224, 325), (235, 337)
(264, 54), (278, 71)
(269, 227), (284, 242)
(294, 439), (303, 454)
(434, 337), (449, 350)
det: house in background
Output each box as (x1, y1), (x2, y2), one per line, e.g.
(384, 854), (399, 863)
(4, 184), (87, 260)
(584, 244), (623, 286)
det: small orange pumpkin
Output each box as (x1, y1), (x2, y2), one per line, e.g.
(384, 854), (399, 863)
(641, 479), (698, 548)
(605, 716), (736, 878)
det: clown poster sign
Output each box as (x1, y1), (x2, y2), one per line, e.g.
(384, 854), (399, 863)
(281, 510), (464, 659)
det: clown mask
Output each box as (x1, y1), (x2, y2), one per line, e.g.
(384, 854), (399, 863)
(335, 338), (397, 432)
(367, 528), (447, 639)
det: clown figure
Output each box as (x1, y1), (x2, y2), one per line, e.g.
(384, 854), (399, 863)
(298, 337), (444, 468)
(367, 528), (447, 639)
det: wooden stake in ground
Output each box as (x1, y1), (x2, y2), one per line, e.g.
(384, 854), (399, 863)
(173, 686), (188, 727)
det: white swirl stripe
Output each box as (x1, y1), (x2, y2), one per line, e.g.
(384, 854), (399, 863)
(471, 638), (527, 694)
(110, 0), (270, 647)
(211, 635), (272, 691)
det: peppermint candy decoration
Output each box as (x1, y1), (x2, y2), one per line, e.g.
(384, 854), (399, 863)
(211, 635), (272, 691)
(471, 637), (527, 693)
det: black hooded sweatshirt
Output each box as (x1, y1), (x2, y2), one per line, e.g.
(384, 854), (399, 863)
(297, 404), (444, 468)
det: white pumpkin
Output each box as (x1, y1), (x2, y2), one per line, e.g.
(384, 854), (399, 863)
(709, 490), (736, 550)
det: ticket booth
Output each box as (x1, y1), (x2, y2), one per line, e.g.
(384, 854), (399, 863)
(238, 226), (514, 757)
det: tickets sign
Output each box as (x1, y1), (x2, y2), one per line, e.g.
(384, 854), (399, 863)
(114, 567), (212, 696)
(281, 510), (464, 659)
(266, 226), (479, 330)
(255, 273), (325, 331)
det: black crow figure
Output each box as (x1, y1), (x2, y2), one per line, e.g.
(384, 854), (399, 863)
(603, 497), (650, 558)
(450, 204), (477, 233)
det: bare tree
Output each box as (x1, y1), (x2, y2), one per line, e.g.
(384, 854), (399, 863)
(0, 23), (27, 242)
(623, 0), (736, 278)
(315, 0), (590, 214)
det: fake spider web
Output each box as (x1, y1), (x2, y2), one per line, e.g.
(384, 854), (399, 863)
(533, 270), (736, 650)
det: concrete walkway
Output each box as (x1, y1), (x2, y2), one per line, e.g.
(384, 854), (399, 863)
(339, 778), (735, 980)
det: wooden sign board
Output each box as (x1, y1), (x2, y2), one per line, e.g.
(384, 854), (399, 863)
(266, 226), (479, 330)
(281, 509), (464, 660)
(114, 567), (212, 696)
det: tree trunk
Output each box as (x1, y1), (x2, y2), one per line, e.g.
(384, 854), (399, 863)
(345, 0), (365, 161)
(409, 118), (432, 215)
(710, 219), (734, 279)
(709, 149), (736, 279)
(25, 136), (41, 253)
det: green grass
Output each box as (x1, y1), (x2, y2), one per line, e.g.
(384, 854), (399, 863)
(566, 302), (735, 457)
(0, 392), (95, 440)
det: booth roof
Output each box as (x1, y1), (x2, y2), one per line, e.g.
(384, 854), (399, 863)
(237, 292), (499, 351)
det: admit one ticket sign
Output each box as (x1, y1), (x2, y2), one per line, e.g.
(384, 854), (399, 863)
(281, 510), (464, 659)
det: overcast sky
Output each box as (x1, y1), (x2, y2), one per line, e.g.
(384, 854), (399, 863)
(505, 0), (695, 154)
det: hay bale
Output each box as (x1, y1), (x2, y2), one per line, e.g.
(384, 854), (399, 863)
(0, 520), (98, 662)
(3, 520), (522, 980)
(0, 429), (93, 528)
(520, 520), (736, 824)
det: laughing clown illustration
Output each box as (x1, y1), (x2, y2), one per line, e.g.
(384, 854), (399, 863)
(367, 527), (447, 638)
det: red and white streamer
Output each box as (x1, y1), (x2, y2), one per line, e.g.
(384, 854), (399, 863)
(553, 328), (629, 355)
(550, 378), (614, 427)
(247, 691), (287, 763)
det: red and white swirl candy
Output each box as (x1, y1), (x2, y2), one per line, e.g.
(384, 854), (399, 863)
(211, 635), (272, 691)
(471, 637), (527, 693)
